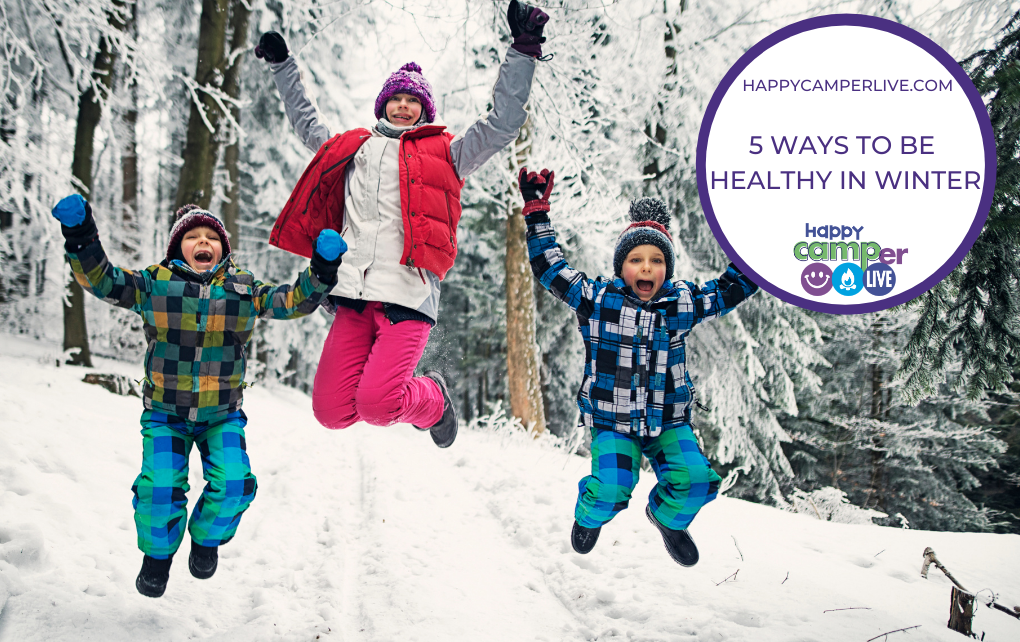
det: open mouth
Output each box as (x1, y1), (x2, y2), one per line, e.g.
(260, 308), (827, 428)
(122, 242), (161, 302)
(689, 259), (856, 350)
(635, 280), (655, 295)
(194, 250), (214, 264)
(392, 113), (413, 122)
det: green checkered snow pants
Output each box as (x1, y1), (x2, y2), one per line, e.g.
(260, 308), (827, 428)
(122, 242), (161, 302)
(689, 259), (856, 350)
(133, 410), (257, 559)
(575, 423), (722, 531)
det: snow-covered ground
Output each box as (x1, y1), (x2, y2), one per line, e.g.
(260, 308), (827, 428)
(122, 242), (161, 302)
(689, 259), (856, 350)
(1, 334), (1018, 642)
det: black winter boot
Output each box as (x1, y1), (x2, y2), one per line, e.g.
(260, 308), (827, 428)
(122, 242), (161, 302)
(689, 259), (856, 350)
(571, 521), (601, 554)
(646, 505), (699, 567)
(136, 554), (173, 598)
(189, 541), (218, 579)
(417, 371), (458, 448)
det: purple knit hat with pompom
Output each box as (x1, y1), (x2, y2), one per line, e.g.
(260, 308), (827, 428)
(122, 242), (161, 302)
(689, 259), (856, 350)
(374, 62), (436, 123)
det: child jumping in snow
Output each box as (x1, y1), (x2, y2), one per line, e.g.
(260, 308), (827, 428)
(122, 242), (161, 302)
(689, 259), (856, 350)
(51, 196), (343, 597)
(517, 169), (759, 566)
(253, 0), (550, 447)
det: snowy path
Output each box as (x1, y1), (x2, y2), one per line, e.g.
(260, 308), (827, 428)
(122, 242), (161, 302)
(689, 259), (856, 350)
(2, 334), (1019, 642)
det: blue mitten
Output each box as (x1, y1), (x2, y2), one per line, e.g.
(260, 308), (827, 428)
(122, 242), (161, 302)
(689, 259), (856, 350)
(315, 229), (346, 261)
(310, 229), (345, 284)
(52, 194), (88, 227)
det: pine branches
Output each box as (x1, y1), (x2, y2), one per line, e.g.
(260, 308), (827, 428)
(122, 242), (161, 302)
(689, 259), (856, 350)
(900, 10), (1020, 403)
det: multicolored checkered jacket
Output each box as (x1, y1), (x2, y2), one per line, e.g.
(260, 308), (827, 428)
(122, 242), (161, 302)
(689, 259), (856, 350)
(67, 240), (334, 422)
(525, 211), (759, 438)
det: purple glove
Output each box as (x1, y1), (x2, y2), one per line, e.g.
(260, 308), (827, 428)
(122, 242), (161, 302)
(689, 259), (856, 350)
(507, 0), (549, 59)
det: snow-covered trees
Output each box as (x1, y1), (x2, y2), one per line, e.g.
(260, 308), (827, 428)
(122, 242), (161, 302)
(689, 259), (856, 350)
(783, 311), (1006, 531)
(1, 0), (1018, 532)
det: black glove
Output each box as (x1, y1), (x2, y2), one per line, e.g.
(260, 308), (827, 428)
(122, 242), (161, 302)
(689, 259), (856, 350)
(518, 167), (554, 215)
(507, 0), (549, 58)
(60, 201), (99, 252)
(310, 233), (343, 285)
(254, 32), (289, 64)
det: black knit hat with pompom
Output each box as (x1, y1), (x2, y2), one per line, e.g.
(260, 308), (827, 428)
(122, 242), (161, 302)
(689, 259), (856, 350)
(613, 198), (675, 280)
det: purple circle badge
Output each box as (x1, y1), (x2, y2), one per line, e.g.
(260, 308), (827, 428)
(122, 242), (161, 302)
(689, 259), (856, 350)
(801, 263), (832, 296)
(697, 15), (995, 315)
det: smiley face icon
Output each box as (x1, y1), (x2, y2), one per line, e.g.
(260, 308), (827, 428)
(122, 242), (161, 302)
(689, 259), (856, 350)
(801, 263), (833, 296)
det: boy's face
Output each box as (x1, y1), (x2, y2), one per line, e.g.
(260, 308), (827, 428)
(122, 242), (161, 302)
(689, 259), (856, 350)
(621, 245), (666, 301)
(181, 226), (223, 272)
(386, 93), (422, 126)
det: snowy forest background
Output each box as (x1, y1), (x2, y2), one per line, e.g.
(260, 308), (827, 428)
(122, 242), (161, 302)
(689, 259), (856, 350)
(2, 0), (1018, 535)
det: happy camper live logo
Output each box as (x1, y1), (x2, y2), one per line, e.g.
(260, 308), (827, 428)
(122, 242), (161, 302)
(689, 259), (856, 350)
(695, 15), (996, 314)
(795, 222), (904, 297)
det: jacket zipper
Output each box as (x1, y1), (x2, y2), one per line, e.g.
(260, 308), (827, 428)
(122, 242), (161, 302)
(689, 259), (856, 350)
(193, 283), (209, 409)
(402, 137), (417, 267)
(445, 192), (455, 249)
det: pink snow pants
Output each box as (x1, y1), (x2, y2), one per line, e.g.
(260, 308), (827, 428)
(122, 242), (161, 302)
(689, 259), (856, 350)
(312, 301), (444, 430)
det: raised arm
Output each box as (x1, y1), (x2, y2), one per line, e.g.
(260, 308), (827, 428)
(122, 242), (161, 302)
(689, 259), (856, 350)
(450, 1), (549, 178)
(252, 229), (344, 320)
(520, 168), (597, 316)
(257, 32), (332, 153)
(52, 195), (152, 311)
(687, 263), (759, 327)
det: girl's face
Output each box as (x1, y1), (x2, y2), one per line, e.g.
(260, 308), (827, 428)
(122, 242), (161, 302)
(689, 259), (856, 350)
(386, 93), (422, 126)
(181, 226), (223, 272)
(621, 245), (666, 301)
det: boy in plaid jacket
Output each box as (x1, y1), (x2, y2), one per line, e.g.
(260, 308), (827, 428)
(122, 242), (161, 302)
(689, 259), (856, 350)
(51, 195), (343, 597)
(517, 169), (758, 566)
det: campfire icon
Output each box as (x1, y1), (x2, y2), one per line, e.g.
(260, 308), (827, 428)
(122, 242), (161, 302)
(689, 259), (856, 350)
(831, 263), (864, 297)
(838, 268), (855, 291)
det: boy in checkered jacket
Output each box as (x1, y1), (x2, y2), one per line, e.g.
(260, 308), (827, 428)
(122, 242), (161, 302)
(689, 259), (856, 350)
(51, 195), (343, 597)
(517, 169), (759, 566)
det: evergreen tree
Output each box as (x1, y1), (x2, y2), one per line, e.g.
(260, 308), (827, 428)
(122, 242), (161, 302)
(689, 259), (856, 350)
(784, 310), (1006, 531)
(900, 10), (1020, 403)
(895, 9), (1020, 532)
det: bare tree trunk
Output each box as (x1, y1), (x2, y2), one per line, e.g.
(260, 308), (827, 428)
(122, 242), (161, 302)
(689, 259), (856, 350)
(119, 1), (139, 261)
(219, 0), (251, 247)
(65, 5), (126, 366)
(867, 317), (887, 511)
(505, 119), (547, 435)
(174, 0), (230, 211)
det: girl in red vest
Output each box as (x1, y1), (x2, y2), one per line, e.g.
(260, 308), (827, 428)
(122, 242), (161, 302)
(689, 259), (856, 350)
(257, 1), (550, 448)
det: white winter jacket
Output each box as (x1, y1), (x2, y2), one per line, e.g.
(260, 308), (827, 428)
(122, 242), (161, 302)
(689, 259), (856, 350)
(271, 49), (537, 321)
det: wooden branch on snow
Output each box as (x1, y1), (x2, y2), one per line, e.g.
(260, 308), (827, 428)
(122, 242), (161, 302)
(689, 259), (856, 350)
(731, 535), (743, 561)
(921, 547), (1020, 631)
(823, 607), (872, 613)
(865, 625), (920, 641)
(715, 570), (739, 586)
(920, 547), (966, 590)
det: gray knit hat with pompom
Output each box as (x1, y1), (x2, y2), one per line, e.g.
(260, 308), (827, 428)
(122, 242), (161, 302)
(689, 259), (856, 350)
(613, 198), (675, 280)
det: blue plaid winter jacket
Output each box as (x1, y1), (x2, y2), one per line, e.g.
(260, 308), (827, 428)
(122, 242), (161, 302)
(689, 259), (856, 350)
(525, 211), (759, 437)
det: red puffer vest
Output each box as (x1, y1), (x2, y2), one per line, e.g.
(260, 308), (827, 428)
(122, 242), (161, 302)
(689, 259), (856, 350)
(270, 126), (466, 280)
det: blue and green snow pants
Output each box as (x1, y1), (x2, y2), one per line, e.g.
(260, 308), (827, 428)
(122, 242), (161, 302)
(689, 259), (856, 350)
(132, 410), (257, 559)
(575, 423), (722, 531)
